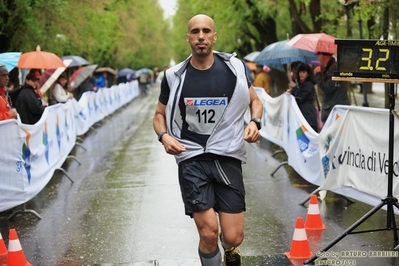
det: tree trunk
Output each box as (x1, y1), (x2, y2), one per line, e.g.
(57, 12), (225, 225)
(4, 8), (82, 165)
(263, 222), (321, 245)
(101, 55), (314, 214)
(288, 0), (312, 34)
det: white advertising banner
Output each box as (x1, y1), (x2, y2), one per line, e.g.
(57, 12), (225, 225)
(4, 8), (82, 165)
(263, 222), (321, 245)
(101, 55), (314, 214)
(247, 90), (399, 208)
(0, 102), (76, 212)
(3, 78), (394, 213)
(286, 96), (324, 186)
(318, 107), (399, 206)
(0, 119), (26, 211)
(255, 88), (287, 149)
(0, 81), (139, 212)
(251, 88), (324, 186)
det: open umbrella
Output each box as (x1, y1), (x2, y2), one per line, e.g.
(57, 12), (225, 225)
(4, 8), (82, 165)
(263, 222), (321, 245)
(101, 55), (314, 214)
(137, 68), (155, 77)
(117, 68), (135, 77)
(37, 59), (73, 93)
(95, 67), (116, 76)
(287, 33), (337, 54)
(61, 55), (90, 67)
(243, 51), (261, 62)
(254, 40), (318, 66)
(38, 67), (67, 94)
(69, 64), (98, 89)
(0, 52), (22, 71)
(17, 45), (66, 69)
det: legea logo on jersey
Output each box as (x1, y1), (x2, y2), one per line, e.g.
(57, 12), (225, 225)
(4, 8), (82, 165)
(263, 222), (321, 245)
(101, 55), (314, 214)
(185, 98), (227, 106)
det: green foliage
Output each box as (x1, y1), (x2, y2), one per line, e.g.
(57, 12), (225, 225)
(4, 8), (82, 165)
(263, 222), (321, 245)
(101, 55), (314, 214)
(0, 0), (171, 70)
(1, 0), (399, 71)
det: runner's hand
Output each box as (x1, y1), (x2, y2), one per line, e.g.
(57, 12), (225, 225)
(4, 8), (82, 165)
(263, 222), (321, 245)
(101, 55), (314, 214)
(161, 134), (186, 155)
(244, 122), (260, 143)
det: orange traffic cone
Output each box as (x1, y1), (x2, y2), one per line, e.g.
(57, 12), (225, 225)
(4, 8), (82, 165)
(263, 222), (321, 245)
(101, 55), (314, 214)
(305, 194), (326, 230)
(7, 229), (32, 266)
(285, 217), (312, 260)
(0, 232), (7, 264)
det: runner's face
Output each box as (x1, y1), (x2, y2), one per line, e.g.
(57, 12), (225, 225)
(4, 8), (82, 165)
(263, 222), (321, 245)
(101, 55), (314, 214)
(187, 16), (217, 57)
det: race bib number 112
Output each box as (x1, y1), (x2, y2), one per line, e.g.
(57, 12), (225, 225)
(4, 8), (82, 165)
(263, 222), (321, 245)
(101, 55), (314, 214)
(184, 97), (228, 134)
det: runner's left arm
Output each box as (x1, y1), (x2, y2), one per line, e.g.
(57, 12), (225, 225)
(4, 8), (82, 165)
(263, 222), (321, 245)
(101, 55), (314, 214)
(244, 85), (263, 143)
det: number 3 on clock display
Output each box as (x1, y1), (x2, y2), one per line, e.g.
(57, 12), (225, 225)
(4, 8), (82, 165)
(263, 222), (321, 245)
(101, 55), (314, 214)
(359, 48), (390, 71)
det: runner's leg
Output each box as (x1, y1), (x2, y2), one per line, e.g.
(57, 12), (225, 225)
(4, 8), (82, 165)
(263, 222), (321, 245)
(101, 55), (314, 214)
(218, 212), (244, 247)
(194, 208), (222, 265)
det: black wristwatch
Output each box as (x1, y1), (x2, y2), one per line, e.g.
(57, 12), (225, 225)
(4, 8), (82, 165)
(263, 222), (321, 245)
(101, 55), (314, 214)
(158, 132), (168, 143)
(250, 118), (262, 130)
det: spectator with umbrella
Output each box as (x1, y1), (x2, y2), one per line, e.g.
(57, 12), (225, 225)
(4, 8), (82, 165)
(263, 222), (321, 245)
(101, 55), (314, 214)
(8, 68), (45, 108)
(116, 68), (135, 84)
(69, 65), (97, 100)
(29, 69), (44, 99)
(74, 76), (95, 100)
(286, 63), (318, 131)
(0, 65), (17, 121)
(15, 72), (45, 124)
(287, 33), (350, 122)
(94, 67), (117, 90)
(49, 72), (73, 105)
(314, 52), (350, 122)
(94, 71), (107, 90)
(253, 64), (271, 94)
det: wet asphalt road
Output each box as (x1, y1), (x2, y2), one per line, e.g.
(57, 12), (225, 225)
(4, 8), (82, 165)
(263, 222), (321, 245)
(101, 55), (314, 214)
(1, 85), (399, 266)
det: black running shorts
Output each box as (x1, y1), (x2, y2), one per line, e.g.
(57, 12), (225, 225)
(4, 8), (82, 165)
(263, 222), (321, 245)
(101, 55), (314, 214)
(178, 155), (246, 217)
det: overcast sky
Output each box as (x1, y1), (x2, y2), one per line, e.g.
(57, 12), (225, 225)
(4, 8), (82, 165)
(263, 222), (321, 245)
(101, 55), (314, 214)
(158, 0), (177, 19)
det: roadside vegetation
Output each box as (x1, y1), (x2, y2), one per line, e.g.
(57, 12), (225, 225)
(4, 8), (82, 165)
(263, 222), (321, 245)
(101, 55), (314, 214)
(0, 0), (396, 70)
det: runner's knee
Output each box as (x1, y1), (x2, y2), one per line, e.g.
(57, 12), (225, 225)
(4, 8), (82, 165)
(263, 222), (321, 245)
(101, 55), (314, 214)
(222, 230), (244, 247)
(198, 227), (219, 246)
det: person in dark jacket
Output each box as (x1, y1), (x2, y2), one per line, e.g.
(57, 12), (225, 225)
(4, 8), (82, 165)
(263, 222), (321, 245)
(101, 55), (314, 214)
(287, 63), (318, 131)
(74, 76), (95, 101)
(15, 73), (46, 125)
(314, 52), (350, 122)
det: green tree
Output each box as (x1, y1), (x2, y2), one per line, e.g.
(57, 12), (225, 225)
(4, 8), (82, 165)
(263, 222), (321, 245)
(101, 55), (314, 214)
(0, 0), (172, 70)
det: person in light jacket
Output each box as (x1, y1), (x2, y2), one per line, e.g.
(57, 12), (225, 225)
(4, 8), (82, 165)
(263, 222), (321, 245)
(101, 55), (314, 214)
(153, 14), (263, 266)
(51, 72), (73, 104)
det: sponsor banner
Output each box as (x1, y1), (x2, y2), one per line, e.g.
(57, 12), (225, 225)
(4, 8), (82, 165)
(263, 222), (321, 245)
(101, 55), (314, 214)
(0, 102), (76, 212)
(286, 96), (324, 186)
(0, 81), (139, 212)
(0, 119), (26, 211)
(251, 88), (323, 186)
(319, 107), (399, 205)
(255, 88), (287, 149)
(253, 89), (398, 206)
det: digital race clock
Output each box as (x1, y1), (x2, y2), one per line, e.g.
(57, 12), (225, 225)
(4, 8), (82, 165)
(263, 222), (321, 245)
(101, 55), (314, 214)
(335, 39), (399, 79)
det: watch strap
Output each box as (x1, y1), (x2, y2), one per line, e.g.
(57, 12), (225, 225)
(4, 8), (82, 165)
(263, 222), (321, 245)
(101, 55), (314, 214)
(158, 132), (167, 143)
(250, 118), (261, 130)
